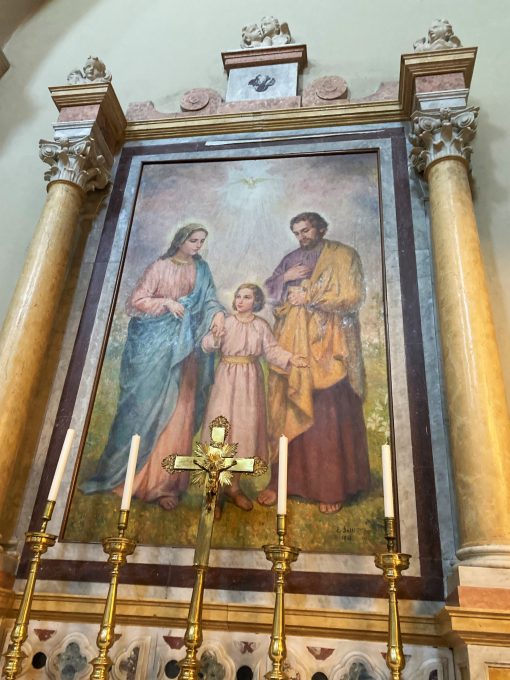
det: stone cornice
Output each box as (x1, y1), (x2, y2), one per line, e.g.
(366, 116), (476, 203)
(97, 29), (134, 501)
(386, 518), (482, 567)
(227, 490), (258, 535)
(49, 82), (126, 151)
(436, 605), (510, 646)
(122, 48), (477, 141)
(123, 99), (402, 140)
(399, 47), (477, 113)
(5, 592), (508, 648)
(222, 43), (308, 71)
(2, 592), (440, 645)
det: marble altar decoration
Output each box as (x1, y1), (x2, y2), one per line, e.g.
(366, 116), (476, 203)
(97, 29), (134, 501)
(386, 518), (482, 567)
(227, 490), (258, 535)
(180, 88), (222, 114)
(199, 650), (227, 679)
(241, 16), (292, 48)
(302, 75), (348, 106)
(67, 56), (112, 84)
(413, 19), (462, 52)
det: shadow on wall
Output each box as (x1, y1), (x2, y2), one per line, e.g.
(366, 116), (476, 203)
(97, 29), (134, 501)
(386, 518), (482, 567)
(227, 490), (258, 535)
(469, 99), (510, 387)
(0, 0), (46, 46)
(0, 0), (103, 153)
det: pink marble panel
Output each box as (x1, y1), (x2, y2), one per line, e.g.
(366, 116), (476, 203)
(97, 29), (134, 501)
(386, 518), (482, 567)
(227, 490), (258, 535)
(57, 104), (100, 123)
(448, 585), (510, 610)
(218, 96), (301, 113)
(415, 73), (465, 93)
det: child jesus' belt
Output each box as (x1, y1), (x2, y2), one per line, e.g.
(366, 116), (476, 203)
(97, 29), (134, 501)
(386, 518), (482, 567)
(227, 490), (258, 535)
(220, 355), (258, 365)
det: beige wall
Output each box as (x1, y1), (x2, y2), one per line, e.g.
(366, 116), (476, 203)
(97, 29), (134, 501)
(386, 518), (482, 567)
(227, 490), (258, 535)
(0, 0), (509, 400)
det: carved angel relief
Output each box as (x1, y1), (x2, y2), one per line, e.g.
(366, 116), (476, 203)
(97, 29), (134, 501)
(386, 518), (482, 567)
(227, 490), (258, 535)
(413, 19), (462, 52)
(241, 16), (292, 48)
(67, 56), (112, 84)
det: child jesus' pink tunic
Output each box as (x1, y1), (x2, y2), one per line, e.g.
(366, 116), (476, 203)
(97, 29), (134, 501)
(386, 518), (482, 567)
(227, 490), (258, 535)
(201, 315), (291, 459)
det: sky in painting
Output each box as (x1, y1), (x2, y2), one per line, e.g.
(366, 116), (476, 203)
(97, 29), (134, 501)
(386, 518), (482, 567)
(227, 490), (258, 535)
(118, 153), (381, 323)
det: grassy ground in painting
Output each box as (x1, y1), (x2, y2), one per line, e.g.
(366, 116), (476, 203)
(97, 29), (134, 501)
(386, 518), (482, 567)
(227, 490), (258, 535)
(65, 326), (389, 555)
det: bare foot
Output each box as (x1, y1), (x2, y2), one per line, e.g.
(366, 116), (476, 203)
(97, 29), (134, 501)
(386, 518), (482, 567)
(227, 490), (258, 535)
(319, 502), (342, 514)
(257, 489), (277, 506)
(226, 491), (253, 511)
(159, 494), (179, 510)
(214, 503), (223, 521)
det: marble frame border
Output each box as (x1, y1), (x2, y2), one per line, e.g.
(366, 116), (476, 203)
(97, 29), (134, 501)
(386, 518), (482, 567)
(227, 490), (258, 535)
(19, 124), (443, 600)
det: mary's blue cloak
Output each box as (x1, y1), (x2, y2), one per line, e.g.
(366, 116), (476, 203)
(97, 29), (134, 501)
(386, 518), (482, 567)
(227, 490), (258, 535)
(81, 257), (223, 495)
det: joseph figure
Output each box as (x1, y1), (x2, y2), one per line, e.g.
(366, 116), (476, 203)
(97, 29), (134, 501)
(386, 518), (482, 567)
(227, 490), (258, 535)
(258, 212), (370, 513)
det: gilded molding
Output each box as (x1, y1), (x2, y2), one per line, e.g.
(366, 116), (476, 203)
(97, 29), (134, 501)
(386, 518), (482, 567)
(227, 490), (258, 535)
(1, 593), (441, 646)
(124, 100), (404, 140)
(409, 106), (479, 175)
(436, 606), (510, 646)
(39, 136), (110, 193)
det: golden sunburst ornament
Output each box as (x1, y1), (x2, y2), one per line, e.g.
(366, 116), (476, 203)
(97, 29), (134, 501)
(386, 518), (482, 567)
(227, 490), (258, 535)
(190, 439), (239, 492)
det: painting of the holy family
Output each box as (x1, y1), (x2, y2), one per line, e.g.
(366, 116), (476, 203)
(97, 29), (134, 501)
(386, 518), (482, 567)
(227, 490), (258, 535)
(65, 152), (390, 554)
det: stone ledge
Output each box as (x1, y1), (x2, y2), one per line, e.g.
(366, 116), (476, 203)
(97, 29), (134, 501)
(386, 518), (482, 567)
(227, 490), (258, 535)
(222, 44), (308, 72)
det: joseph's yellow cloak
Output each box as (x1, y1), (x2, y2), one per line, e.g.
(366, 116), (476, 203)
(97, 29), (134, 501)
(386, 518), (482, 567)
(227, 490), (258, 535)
(267, 239), (365, 456)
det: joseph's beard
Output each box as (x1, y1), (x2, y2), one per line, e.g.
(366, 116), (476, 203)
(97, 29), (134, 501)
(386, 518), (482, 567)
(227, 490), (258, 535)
(300, 238), (322, 250)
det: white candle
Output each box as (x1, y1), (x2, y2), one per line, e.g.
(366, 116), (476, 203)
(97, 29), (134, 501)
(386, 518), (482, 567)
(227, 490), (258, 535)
(277, 435), (288, 515)
(381, 443), (395, 518)
(47, 429), (76, 502)
(121, 434), (141, 510)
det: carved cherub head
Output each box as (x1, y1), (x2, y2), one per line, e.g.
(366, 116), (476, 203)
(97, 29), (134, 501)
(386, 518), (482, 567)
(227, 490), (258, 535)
(67, 55), (111, 84)
(428, 18), (453, 43)
(414, 18), (461, 51)
(241, 23), (263, 48)
(261, 15), (280, 39)
(260, 16), (291, 46)
(83, 56), (107, 80)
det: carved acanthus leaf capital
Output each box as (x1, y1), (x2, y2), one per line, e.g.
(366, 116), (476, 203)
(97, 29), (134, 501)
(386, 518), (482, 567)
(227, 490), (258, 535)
(409, 107), (479, 175)
(39, 136), (110, 193)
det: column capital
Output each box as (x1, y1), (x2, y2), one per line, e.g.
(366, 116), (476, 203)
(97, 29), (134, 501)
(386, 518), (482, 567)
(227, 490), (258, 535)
(39, 135), (110, 193)
(409, 106), (479, 176)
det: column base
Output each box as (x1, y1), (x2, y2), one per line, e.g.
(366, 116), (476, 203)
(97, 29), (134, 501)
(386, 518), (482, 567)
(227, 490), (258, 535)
(457, 545), (510, 568)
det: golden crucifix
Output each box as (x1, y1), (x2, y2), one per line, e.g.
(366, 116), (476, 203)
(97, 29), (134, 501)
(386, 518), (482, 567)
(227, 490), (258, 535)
(162, 415), (267, 680)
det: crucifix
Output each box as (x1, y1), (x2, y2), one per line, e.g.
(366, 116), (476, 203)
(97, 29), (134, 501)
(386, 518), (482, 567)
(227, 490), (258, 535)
(162, 415), (267, 680)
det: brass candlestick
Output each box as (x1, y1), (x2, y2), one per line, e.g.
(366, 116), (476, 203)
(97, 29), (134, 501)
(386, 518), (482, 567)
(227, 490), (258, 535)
(89, 509), (136, 680)
(263, 514), (300, 680)
(374, 517), (410, 680)
(2, 501), (57, 680)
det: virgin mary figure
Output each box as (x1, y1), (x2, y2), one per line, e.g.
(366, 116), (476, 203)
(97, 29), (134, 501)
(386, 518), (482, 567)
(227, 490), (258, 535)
(81, 224), (225, 509)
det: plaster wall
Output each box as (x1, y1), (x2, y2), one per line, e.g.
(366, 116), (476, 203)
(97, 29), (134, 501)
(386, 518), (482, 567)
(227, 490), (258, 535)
(0, 0), (509, 401)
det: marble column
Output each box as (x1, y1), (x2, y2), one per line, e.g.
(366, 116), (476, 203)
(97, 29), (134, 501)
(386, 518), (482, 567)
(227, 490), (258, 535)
(410, 107), (510, 565)
(0, 136), (110, 544)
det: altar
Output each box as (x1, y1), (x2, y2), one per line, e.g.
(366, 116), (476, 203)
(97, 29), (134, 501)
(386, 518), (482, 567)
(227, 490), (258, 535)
(0, 11), (509, 680)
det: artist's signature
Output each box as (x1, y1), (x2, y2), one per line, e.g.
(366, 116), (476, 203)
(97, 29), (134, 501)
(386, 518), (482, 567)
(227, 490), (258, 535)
(336, 526), (371, 541)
